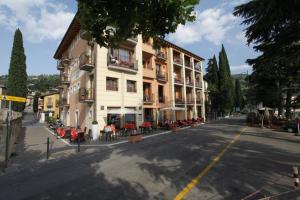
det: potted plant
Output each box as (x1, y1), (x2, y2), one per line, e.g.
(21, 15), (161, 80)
(91, 120), (99, 140)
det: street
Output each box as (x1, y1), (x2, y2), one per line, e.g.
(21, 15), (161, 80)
(0, 116), (299, 200)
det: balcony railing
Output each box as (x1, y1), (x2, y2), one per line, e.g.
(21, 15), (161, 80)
(185, 61), (193, 69)
(60, 74), (70, 85)
(194, 63), (201, 71)
(186, 78), (194, 87)
(156, 71), (168, 82)
(195, 81), (202, 88)
(186, 97), (195, 104)
(158, 96), (167, 103)
(79, 88), (94, 103)
(174, 57), (183, 66)
(175, 97), (184, 104)
(174, 77), (184, 84)
(79, 51), (95, 72)
(108, 54), (138, 73)
(143, 94), (154, 104)
(196, 99), (203, 104)
(155, 51), (167, 61)
(57, 58), (71, 70)
(61, 98), (70, 108)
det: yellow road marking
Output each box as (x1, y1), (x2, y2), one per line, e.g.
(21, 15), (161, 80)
(173, 127), (247, 200)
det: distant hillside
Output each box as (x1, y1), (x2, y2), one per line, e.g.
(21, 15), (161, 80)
(0, 74), (60, 93)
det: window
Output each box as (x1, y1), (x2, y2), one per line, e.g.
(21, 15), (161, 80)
(127, 80), (136, 92)
(120, 49), (130, 63)
(106, 77), (118, 91)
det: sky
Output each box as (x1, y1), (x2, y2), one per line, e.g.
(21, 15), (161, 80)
(0, 0), (258, 76)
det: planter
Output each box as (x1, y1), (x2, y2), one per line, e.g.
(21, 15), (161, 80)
(191, 123), (197, 128)
(172, 127), (180, 132)
(129, 134), (143, 143)
(92, 124), (99, 140)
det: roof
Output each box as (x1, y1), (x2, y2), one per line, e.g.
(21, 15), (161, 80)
(0, 84), (6, 89)
(40, 92), (59, 98)
(156, 38), (205, 61)
(54, 16), (205, 61)
(53, 16), (80, 59)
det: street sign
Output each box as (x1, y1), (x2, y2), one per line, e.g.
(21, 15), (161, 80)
(0, 95), (26, 103)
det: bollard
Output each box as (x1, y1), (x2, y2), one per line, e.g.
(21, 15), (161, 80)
(46, 137), (50, 159)
(77, 137), (80, 152)
(293, 166), (299, 187)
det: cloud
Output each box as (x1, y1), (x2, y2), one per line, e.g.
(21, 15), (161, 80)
(0, 0), (74, 42)
(230, 64), (252, 74)
(168, 8), (236, 46)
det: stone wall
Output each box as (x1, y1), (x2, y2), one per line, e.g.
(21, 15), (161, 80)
(0, 109), (22, 166)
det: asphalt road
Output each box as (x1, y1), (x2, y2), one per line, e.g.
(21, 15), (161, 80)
(0, 117), (299, 200)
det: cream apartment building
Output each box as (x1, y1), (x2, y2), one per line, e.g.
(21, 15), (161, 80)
(54, 18), (205, 130)
(54, 19), (143, 130)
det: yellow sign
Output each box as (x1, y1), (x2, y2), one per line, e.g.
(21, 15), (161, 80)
(0, 95), (26, 103)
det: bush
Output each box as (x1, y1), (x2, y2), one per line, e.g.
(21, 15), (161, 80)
(246, 112), (259, 124)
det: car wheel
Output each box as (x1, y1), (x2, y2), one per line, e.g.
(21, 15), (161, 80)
(287, 128), (294, 133)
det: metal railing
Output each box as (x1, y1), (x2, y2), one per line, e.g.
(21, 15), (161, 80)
(108, 54), (137, 71)
(156, 71), (168, 82)
(174, 57), (183, 65)
(79, 88), (94, 102)
(143, 94), (154, 104)
(156, 51), (167, 60)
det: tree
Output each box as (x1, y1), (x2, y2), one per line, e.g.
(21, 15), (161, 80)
(234, 0), (300, 119)
(33, 92), (40, 113)
(77, 0), (200, 47)
(234, 79), (243, 111)
(6, 29), (28, 112)
(218, 45), (233, 114)
(205, 56), (219, 113)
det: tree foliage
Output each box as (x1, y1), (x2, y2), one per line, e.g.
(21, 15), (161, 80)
(205, 56), (219, 112)
(234, 79), (242, 110)
(6, 29), (28, 112)
(234, 0), (300, 119)
(218, 45), (233, 114)
(77, 0), (199, 47)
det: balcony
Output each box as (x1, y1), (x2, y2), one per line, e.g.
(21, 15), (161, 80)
(156, 71), (168, 83)
(122, 37), (138, 47)
(195, 81), (202, 88)
(158, 96), (167, 103)
(174, 77), (184, 85)
(186, 78), (194, 87)
(143, 94), (154, 105)
(186, 97), (195, 104)
(61, 98), (70, 108)
(173, 57), (183, 66)
(79, 51), (95, 72)
(47, 104), (53, 109)
(108, 54), (138, 74)
(155, 51), (167, 62)
(196, 98), (203, 104)
(79, 88), (94, 103)
(175, 97), (185, 104)
(185, 61), (193, 69)
(60, 74), (70, 85)
(194, 63), (201, 71)
(57, 58), (71, 70)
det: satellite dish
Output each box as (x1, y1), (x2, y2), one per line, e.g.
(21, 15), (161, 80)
(80, 30), (92, 41)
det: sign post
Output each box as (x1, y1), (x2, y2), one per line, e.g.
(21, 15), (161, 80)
(1, 95), (26, 169)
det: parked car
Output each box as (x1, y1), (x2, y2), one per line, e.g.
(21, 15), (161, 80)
(283, 121), (298, 133)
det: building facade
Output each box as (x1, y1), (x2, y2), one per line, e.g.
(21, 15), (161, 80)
(54, 18), (205, 130)
(40, 92), (60, 119)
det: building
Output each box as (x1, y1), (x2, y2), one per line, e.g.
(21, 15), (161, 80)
(54, 18), (205, 130)
(39, 92), (60, 119)
(0, 85), (6, 109)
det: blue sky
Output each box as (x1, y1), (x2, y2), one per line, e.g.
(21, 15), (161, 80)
(0, 0), (257, 75)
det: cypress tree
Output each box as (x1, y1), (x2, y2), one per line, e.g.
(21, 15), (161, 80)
(205, 55), (219, 113)
(7, 29), (28, 112)
(218, 46), (233, 114)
